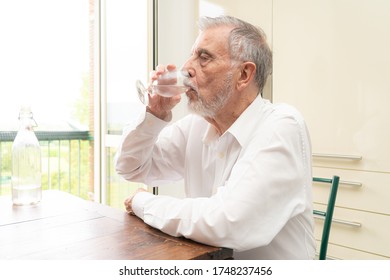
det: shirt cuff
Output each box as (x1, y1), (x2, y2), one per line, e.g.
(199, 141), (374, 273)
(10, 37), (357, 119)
(132, 191), (154, 220)
(121, 110), (169, 137)
(134, 111), (170, 136)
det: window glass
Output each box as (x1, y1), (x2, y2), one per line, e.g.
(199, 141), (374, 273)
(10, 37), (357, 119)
(0, 0), (90, 131)
(104, 0), (149, 208)
(105, 0), (148, 135)
(0, 0), (92, 198)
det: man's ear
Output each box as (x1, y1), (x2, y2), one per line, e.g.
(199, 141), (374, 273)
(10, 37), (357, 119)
(236, 62), (256, 91)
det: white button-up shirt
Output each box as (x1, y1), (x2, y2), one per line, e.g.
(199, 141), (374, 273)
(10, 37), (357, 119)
(115, 96), (316, 259)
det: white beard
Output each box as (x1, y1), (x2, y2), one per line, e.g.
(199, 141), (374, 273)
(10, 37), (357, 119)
(188, 72), (234, 118)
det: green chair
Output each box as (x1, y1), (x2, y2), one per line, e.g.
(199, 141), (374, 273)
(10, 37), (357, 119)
(313, 175), (340, 260)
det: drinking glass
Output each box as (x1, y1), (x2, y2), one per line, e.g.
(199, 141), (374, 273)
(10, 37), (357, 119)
(136, 70), (190, 105)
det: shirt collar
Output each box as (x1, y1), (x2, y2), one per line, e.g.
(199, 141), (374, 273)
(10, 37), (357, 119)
(202, 123), (220, 145)
(202, 94), (267, 147)
(228, 94), (267, 147)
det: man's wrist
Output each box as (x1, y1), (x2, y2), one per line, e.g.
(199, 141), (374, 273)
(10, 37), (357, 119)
(146, 106), (172, 122)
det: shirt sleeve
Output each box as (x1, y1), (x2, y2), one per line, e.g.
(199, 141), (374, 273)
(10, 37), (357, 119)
(130, 112), (313, 252)
(114, 111), (188, 186)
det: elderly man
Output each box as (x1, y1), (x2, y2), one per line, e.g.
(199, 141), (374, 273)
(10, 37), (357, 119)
(115, 15), (315, 259)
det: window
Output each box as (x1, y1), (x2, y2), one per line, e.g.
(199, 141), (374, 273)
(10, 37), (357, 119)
(0, 0), (90, 131)
(100, 0), (151, 207)
(1, 0), (203, 209)
(0, 0), (93, 198)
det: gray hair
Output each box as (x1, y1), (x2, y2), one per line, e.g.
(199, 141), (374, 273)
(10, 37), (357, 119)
(198, 15), (272, 92)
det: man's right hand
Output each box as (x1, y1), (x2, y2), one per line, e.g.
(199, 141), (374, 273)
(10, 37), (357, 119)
(146, 64), (182, 121)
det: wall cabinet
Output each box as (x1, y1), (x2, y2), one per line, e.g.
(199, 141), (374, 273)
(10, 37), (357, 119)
(272, 0), (390, 259)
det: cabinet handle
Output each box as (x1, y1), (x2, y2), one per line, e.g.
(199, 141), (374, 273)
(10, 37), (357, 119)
(314, 179), (362, 188)
(312, 153), (362, 161)
(339, 180), (363, 188)
(314, 214), (362, 228)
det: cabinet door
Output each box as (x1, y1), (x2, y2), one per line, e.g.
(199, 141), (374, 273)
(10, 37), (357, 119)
(272, 0), (390, 173)
(313, 167), (390, 214)
(324, 243), (389, 260)
(314, 205), (390, 258)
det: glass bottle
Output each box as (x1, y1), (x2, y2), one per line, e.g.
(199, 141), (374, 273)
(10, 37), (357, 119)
(11, 106), (42, 205)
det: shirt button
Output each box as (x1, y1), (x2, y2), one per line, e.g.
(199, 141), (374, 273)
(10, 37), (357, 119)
(218, 152), (225, 158)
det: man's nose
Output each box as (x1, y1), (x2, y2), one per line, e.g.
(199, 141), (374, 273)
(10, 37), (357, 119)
(182, 58), (195, 78)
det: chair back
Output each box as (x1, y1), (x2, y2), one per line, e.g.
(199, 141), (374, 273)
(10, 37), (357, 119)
(313, 175), (340, 260)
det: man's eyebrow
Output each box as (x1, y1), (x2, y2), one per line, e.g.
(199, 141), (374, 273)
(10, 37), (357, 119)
(194, 48), (215, 58)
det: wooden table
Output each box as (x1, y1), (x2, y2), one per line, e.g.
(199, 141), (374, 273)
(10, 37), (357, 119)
(0, 190), (232, 260)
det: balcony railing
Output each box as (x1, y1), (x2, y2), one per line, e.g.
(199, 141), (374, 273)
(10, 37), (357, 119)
(0, 131), (93, 200)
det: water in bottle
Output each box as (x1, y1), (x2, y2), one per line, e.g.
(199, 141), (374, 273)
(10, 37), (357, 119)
(11, 106), (42, 205)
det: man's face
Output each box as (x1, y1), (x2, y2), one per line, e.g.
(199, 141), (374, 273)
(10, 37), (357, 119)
(183, 26), (237, 118)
